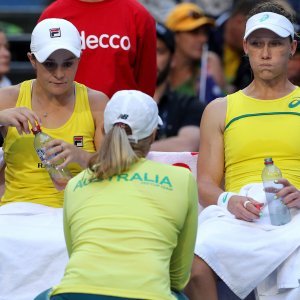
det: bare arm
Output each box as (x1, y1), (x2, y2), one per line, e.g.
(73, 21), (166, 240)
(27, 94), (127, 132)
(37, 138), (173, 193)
(151, 126), (200, 152)
(197, 98), (226, 207)
(198, 97), (262, 221)
(88, 89), (109, 151)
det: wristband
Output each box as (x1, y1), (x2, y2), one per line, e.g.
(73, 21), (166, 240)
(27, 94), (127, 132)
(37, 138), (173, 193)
(217, 192), (238, 210)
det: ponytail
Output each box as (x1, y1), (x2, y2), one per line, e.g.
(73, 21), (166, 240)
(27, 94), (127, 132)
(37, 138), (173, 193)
(88, 124), (153, 179)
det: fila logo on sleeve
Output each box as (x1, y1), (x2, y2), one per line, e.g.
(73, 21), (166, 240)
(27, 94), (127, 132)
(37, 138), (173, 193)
(80, 31), (131, 51)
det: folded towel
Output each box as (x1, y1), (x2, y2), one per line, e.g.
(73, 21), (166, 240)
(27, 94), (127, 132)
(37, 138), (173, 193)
(195, 183), (300, 299)
(0, 203), (68, 300)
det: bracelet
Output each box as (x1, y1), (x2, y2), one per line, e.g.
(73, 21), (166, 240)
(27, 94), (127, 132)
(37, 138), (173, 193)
(217, 192), (238, 210)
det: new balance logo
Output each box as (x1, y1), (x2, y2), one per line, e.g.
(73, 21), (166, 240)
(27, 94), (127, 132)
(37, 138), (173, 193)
(118, 114), (129, 120)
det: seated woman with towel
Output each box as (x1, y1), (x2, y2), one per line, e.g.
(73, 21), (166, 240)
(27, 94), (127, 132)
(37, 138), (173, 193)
(40, 90), (198, 300)
(0, 18), (108, 300)
(184, 1), (300, 299)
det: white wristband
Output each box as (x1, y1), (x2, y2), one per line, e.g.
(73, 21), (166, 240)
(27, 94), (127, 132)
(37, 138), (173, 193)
(217, 192), (238, 210)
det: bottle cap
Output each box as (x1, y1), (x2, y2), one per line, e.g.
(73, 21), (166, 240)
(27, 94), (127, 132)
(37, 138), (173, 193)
(264, 157), (274, 165)
(31, 124), (42, 135)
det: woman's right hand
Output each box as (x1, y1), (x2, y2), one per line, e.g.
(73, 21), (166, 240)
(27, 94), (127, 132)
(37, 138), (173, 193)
(0, 107), (41, 135)
(227, 195), (262, 222)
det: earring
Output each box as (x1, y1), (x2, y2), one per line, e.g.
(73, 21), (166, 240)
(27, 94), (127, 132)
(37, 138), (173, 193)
(289, 53), (293, 59)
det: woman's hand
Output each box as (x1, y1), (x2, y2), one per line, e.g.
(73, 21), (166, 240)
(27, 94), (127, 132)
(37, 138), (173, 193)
(0, 107), (41, 135)
(276, 178), (300, 209)
(45, 139), (92, 169)
(227, 195), (263, 222)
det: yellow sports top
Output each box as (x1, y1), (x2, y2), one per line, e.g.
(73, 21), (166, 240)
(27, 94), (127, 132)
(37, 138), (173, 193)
(51, 159), (198, 300)
(1, 80), (96, 207)
(224, 88), (300, 192)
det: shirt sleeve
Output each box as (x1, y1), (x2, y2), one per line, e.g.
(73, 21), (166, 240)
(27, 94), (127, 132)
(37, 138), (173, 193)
(134, 12), (156, 97)
(169, 172), (199, 291)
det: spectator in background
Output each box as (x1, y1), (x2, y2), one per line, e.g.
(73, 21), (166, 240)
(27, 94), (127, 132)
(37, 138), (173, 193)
(165, 3), (225, 104)
(0, 29), (11, 88)
(288, 45), (300, 86)
(138, 0), (177, 23)
(39, 0), (156, 98)
(189, 0), (233, 18)
(209, 0), (259, 93)
(152, 23), (204, 152)
(288, 14), (300, 85)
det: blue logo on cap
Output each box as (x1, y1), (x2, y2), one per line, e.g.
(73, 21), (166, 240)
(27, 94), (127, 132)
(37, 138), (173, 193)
(259, 14), (269, 22)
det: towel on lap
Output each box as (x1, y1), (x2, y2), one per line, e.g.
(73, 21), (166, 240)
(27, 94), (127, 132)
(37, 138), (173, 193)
(0, 203), (68, 300)
(194, 183), (300, 299)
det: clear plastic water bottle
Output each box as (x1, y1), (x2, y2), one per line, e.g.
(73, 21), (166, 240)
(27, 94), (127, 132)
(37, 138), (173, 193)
(261, 157), (291, 225)
(32, 125), (72, 191)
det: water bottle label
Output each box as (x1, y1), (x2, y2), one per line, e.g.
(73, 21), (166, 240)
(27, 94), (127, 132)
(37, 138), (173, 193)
(36, 148), (46, 161)
(263, 181), (283, 193)
(36, 148), (56, 164)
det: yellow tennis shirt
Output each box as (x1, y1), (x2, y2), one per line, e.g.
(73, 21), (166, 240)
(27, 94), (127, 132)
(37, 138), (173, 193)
(224, 88), (300, 192)
(51, 159), (198, 300)
(1, 80), (96, 207)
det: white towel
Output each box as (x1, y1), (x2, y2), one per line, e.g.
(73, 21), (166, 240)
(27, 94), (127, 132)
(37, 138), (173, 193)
(0, 203), (68, 300)
(147, 151), (198, 178)
(194, 183), (300, 299)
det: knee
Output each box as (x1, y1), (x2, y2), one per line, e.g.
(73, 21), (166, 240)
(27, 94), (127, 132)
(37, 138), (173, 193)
(190, 255), (215, 282)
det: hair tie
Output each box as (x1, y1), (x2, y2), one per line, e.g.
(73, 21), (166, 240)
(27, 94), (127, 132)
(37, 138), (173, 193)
(114, 122), (126, 129)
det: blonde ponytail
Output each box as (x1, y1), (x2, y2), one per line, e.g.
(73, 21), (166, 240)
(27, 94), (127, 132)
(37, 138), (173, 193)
(88, 124), (153, 179)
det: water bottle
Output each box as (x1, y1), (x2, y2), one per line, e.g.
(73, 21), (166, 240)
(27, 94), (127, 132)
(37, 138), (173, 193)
(261, 157), (291, 225)
(32, 125), (72, 191)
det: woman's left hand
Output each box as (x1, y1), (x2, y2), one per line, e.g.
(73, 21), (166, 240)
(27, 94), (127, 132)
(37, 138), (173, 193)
(276, 178), (300, 208)
(44, 139), (91, 169)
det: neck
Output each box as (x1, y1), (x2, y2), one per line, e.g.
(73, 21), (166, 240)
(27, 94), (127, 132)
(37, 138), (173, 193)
(32, 79), (75, 104)
(154, 81), (168, 103)
(243, 78), (296, 99)
(170, 53), (196, 88)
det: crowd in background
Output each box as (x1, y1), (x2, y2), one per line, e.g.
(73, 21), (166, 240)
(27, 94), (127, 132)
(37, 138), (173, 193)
(2, 0), (300, 101)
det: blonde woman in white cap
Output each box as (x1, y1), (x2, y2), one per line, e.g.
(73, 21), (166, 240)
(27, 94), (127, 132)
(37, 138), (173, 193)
(35, 90), (198, 300)
(184, 1), (300, 300)
(0, 18), (108, 208)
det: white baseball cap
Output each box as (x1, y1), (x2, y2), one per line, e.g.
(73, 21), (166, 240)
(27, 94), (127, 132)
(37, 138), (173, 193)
(104, 90), (163, 143)
(30, 18), (81, 63)
(244, 12), (294, 40)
